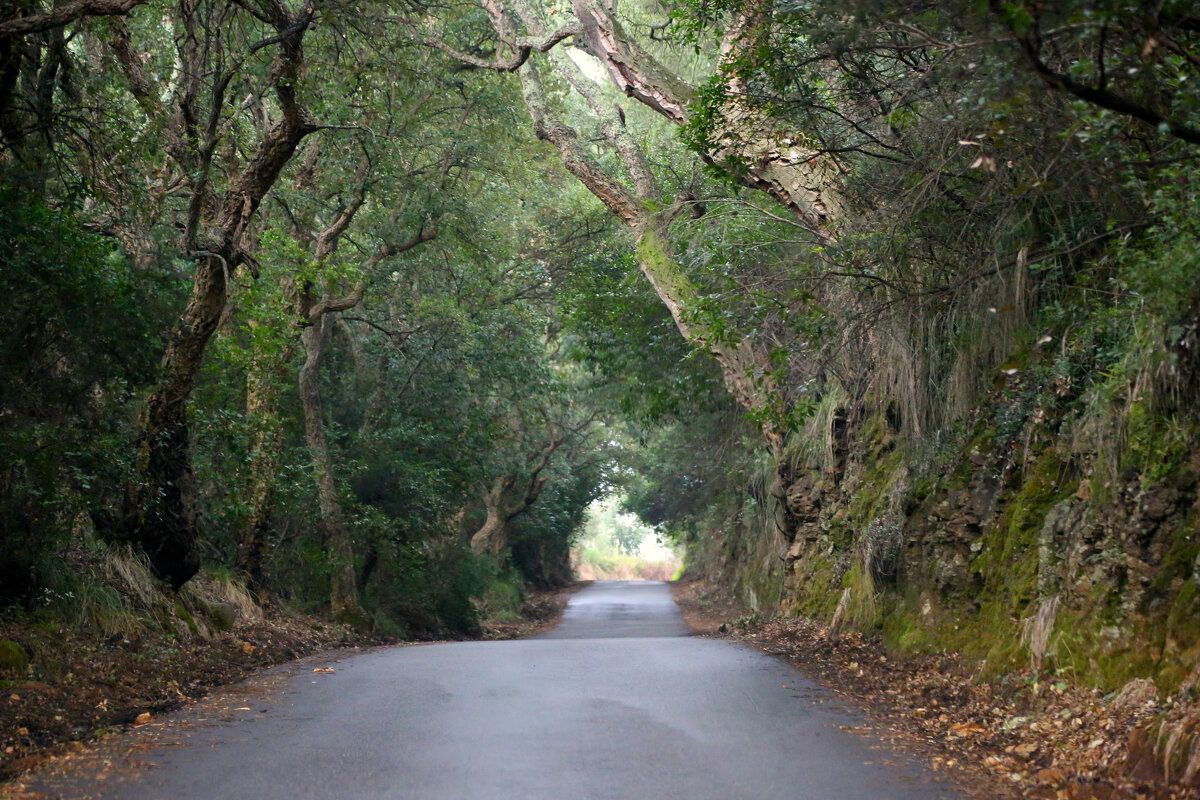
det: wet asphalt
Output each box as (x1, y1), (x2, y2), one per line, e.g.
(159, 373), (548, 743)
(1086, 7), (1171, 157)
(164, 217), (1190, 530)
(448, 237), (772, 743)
(27, 580), (962, 799)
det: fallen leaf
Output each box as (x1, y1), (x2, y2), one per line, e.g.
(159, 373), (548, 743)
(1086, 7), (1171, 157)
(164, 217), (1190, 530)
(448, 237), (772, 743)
(1037, 767), (1067, 785)
(134, 712), (151, 725)
(949, 721), (986, 737)
(313, 667), (335, 673)
(1013, 742), (1037, 759)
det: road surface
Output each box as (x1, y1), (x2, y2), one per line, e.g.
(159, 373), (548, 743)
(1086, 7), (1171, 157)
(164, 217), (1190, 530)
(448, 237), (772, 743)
(26, 581), (960, 799)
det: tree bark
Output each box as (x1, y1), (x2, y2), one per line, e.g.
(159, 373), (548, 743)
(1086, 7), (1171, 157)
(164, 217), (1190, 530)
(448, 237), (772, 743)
(567, 0), (843, 238)
(237, 357), (287, 593)
(115, 2), (316, 588)
(513, 43), (797, 534)
(468, 415), (583, 556)
(298, 314), (363, 617)
(122, 255), (226, 588)
(470, 477), (514, 556)
(0, 0), (147, 36)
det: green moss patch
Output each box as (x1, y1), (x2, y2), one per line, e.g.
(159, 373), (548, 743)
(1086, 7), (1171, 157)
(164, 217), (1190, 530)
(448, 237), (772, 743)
(0, 639), (29, 678)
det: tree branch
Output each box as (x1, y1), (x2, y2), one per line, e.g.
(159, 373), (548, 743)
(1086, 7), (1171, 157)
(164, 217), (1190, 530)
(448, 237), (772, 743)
(1010, 23), (1200, 146)
(0, 0), (147, 36)
(569, 0), (694, 124)
(518, 61), (640, 224)
(418, 23), (580, 73)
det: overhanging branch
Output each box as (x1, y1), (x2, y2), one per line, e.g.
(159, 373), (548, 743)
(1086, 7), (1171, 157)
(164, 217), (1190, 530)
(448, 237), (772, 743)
(0, 0), (147, 36)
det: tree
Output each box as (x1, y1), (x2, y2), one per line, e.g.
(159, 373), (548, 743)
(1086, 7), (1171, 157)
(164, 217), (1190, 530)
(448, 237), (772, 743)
(420, 0), (810, 541)
(86, 0), (325, 587)
(469, 404), (600, 556)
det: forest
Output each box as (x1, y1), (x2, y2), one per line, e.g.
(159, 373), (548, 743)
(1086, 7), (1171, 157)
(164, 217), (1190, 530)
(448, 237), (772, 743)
(1, 0), (1199, 792)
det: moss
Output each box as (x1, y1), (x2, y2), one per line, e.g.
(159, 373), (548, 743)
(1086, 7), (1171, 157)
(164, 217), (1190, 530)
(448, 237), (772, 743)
(1160, 578), (1200, 689)
(1166, 578), (1199, 632)
(635, 229), (699, 309)
(880, 590), (952, 655)
(729, 512), (785, 612)
(778, 350), (1198, 692)
(0, 640), (29, 678)
(929, 450), (1073, 676)
(837, 562), (877, 628)
(907, 421), (990, 511)
(786, 553), (841, 619)
(174, 599), (198, 635)
(1146, 519), (1200, 601)
(886, 610), (934, 652)
(739, 562), (783, 612)
(846, 447), (904, 527)
(1124, 401), (1195, 487)
(1050, 608), (1160, 691)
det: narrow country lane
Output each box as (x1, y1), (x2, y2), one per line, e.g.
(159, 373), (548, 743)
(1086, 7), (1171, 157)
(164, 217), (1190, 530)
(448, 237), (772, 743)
(24, 582), (961, 800)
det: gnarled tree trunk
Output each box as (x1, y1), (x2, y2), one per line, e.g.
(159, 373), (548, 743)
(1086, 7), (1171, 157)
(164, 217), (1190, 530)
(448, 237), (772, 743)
(470, 477), (515, 556)
(113, 0), (317, 588)
(122, 255), (226, 588)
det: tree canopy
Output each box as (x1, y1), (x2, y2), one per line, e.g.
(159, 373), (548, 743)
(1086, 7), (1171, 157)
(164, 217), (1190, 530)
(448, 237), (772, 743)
(2, 0), (1198, 666)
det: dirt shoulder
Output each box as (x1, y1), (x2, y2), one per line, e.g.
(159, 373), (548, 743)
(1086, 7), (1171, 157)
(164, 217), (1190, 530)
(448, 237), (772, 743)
(478, 581), (591, 640)
(0, 582), (583, 790)
(670, 576), (747, 635)
(670, 578), (1195, 800)
(0, 609), (377, 786)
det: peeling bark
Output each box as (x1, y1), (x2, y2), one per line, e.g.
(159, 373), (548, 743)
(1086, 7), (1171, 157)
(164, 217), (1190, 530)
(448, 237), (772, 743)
(569, 0), (693, 124)
(567, 0), (843, 237)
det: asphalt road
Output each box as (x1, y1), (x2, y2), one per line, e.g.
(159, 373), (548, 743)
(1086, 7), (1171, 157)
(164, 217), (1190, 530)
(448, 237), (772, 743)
(28, 581), (961, 799)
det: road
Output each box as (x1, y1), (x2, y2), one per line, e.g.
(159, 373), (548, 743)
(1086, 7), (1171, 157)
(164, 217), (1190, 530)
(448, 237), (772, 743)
(27, 581), (961, 799)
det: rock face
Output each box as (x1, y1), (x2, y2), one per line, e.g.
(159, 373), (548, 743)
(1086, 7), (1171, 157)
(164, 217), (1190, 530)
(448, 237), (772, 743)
(700, 374), (1200, 695)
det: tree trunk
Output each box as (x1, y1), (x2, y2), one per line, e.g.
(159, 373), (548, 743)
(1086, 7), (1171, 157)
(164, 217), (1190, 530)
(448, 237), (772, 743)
(514, 53), (798, 539)
(120, 254), (227, 588)
(237, 364), (285, 593)
(111, 3), (315, 589)
(568, 0), (843, 238)
(298, 315), (362, 618)
(470, 477), (513, 556)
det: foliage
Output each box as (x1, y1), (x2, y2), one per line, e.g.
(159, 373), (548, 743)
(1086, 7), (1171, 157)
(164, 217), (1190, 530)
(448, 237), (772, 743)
(1, 0), (1197, 689)
(0, 188), (171, 600)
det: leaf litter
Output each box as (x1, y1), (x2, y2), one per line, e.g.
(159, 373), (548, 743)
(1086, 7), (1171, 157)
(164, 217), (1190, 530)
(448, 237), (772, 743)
(672, 579), (1198, 800)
